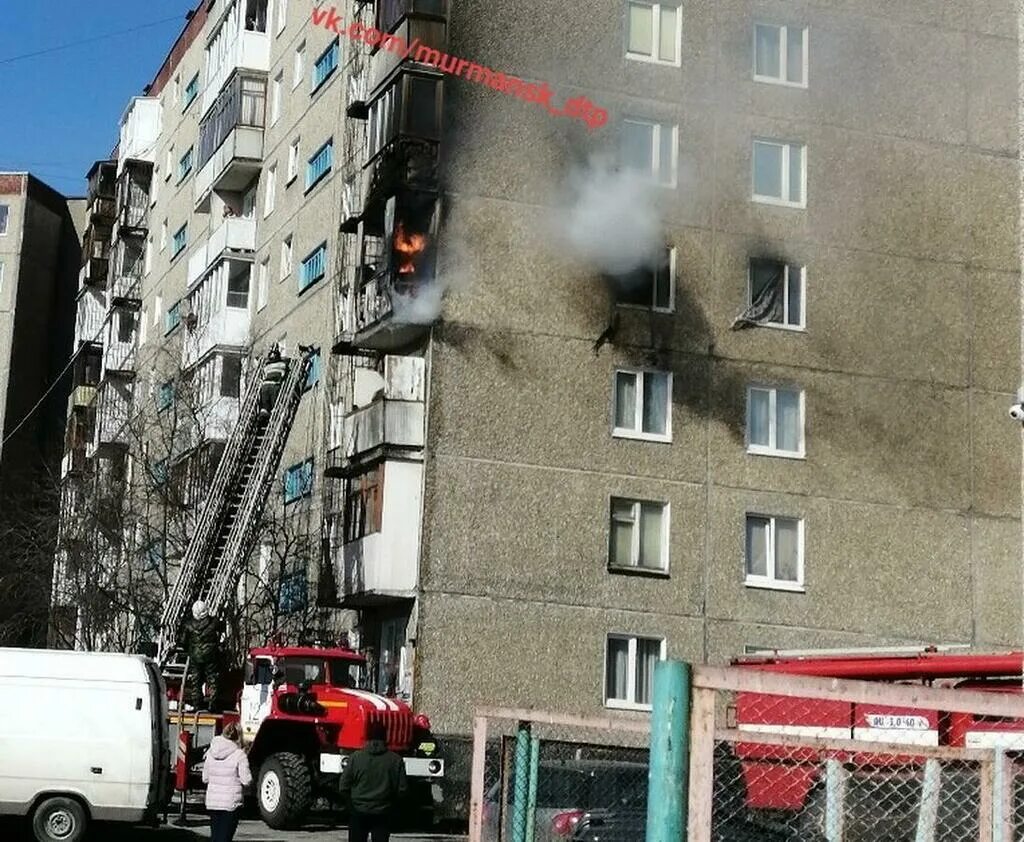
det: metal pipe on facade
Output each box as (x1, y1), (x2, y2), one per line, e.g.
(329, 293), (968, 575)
(510, 721), (531, 842)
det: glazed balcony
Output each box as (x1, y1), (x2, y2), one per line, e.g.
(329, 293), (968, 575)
(62, 403), (96, 479)
(186, 217), (256, 289)
(75, 288), (106, 348)
(101, 309), (139, 376)
(79, 227), (112, 290)
(202, 0), (270, 116)
(110, 239), (144, 303)
(182, 261), (252, 370)
(87, 378), (133, 457)
(194, 73), (267, 210)
(369, 1), (446, 92)
(115, 160), (153, 234)
(375, 0), (447, 35)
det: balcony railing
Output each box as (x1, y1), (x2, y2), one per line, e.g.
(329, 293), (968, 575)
(75, 289), (106, 346)
(186, 217), (257, 288)
(88, 380), (133, 456)
(80, 256), (109, 290)
(89, 197), (116, 223)
(116, 160), (152, 232)
(182, 265), (252, 369)
(103, 338), (136, 374)
(332, 399), (424, 462)
(61, 448), (87, 479)
(202, 2), (270, 116)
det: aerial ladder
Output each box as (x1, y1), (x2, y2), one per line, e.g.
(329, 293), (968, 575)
(156, 348), (316, 674)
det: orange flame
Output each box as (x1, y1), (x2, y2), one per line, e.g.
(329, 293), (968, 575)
(394, 222), (427, 275)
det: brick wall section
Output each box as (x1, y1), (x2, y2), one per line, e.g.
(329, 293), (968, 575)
(0, 174), (26, 196)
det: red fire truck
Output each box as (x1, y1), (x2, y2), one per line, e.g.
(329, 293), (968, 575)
(731, 647), (1024, 833)
(168, 642), (443, 829)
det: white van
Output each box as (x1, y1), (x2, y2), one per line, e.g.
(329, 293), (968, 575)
(0, 648), (170, 842)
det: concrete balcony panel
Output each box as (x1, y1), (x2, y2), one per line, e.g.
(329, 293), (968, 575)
(187, 218), (257, 289)
(182, 305), (250, 370)
(330, 460), (422, 606)
(194, 126), (264, 209)
(69, 385), (97, 409)
(202, 30), (270, 116)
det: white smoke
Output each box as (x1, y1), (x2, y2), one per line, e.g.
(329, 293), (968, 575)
(555, 156), (664, 276)
(392, 282), (445, 325)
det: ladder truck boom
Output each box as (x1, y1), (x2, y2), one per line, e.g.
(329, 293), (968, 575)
(157, 349), (315, 668)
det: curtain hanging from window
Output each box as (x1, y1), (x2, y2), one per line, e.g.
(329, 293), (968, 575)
(731, 263), (784, 329)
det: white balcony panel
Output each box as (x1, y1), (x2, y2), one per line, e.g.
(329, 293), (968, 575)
(194, 396), (239, 444)
(75, 290), (106, 346)
(103, 340), (136, 374)
(339, 400), (424, 461)
(183, 306), (250, 370)
(202, 30), (270, 116)
(187, 218), (257, 289)
(117, 97), (161, 168)
(194, 126), (264, 207)
(333, 461), (422, 599)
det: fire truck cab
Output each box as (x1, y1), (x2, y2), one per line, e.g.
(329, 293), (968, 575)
(238, 644), (443, 829)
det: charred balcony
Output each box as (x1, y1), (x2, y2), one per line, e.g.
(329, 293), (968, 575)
(86, 160), (117, 224)
(70, 347), (102, 396)
(375, 0), (447, 35)
(194, 72), (267, 210)
(110, 237), (145, 304)
(115, 159), (153, 235)
(80, 225), (112, 290)
(62, 404), (96, 479)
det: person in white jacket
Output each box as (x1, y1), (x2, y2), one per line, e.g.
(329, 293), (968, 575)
(202, 722), (252, 842)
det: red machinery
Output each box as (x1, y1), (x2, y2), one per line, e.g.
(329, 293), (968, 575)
(731, 648), (1024, 813)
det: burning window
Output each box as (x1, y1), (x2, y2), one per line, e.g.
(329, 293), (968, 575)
(384, 194), (436, 289)
(615, 247), (674, 311)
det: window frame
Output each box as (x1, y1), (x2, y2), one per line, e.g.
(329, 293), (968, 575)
(746, 259), (806, 331)
(299, 242), (327, 292)
(752, 138), (807, 208)
(612, 368), (673, 443)
(283, 458), (315, 504)
(287, 137), (300, 184)
(744, 513), (805, 592)
(745, 384), (806, 459)
(753, 23), (809, 88)
(183, 72), (200, 110)
(622, 118), (678, 188)
(170, 223), (188, 259)
(608, 496), (670, 574)
(625, 1), (683, 67)
(312, 38), (340, 93)
(271, 71), (283, 125)
(292, 41), (306, 90)
(616, 246), (676, 313)
(257, 257), (270, 310)
(0, 204), (9, 235)
(177, 146), (194, 184)
(264, 164), (277, 217)
(280, 235), (293, 280)
(276, 0), (288, 35)
(603, 633), (667, 711)
(305, 138), (333, 192)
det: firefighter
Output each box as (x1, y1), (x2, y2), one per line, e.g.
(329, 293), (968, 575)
(182, 600), (222, 711)
(258, 345), (288, 420)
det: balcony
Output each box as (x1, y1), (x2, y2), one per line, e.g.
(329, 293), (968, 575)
(88, 378), (133, 457)
(110, 239), (144, 303)
(328, 461), (422, 607)
(75, 288), (106, 347)
(102, 309), (138, 375)
(194, 73), (267, 209)
(62, 403), (95, 479)
(369, 3), (446, 92)
(117, 97), (161, 166)
(116, 159), (153, 234)
(375, 0), (447, 35)
(201, 0), (270, 116)
(182, 262), (252, 369)
(61, 447), (87, 480)
(186, 217), (256, 288)
(69, 384), (97, 410)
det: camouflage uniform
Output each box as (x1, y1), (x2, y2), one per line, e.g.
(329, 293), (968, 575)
(183, 614), (222, 709)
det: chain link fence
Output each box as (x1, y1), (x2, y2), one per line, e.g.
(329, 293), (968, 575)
(470, 668), (1024, 842)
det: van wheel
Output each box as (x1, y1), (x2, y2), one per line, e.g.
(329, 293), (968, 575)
(31, 797), (87, 842)
(258, 752), (312, 829)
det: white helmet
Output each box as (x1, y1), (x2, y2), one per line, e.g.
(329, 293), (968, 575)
(192, 600), (209, 620)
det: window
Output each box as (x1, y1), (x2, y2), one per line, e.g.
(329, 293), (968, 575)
(221, 355), (242, 398)
(177, 146), (194, 183)
(613, 369), (671, 441)
(144, 237), (153, 275)
(312, 39), (340, 91)
(344, 467), (382, 543)
(605, 634), (665, 709)
(153, 295), (162, 325)
(227, 271), (250, 308)
(752, 139), (806, 207)
(747, 385), (804, 457)
(141, 540), (164, 571)
(304, 350), (321, 390)
(283, 458), (314, 503)
(165, 301), (181, 334)
(157, 381), (174, 411)
(263, 165), (277, 217)
(160, 219), (167, 251)
(171, 223), (188, 258)
(173, 74), (181, 105)
(139, 308), (147, 345)
(271, 71), (283, 125)
(609, 498), (668, 572)
(0, 261), (5, 293)
(626, 1), (681, 65)
(299, 242), (327, 292)
(305, 139), (333, 190)
(746, 514), (804, 590)
(164, 145), (173, 180)
(183, 73), (200, 109)
(616, 246), (674, 311)
(257, 258), (269, 310)
(293, 42), (305, 89)
(621, 119), (677, 187)
(287, 137), (300, 183)
(280, 235), (293, 279)
(754, 23), (808, 87)
(0, 204), (8, 235)
(151, 167), (160, 206)
(116, 309), (136, 343)
(747, 259), (804, 329)
(276, 0), (288, 34)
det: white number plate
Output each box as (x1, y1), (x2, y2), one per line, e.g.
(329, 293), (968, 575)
(865, 714), (929, 730)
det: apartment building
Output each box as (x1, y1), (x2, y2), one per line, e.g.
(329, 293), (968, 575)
(0, 173), (84, 645)
(54, 0), (1021, 771)
(322, 0), (1022, 744)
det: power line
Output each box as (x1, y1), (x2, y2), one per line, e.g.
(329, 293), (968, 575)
(0, 14), (185, 67)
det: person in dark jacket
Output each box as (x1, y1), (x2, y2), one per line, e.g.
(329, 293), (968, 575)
(259, 345), (288, 420)
(339, 722), (408, 842)
(182, 600), (222, 710)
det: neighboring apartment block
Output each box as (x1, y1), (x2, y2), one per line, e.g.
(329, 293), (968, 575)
(55, 0), (1021, 773)
(0, 173), (84, 646)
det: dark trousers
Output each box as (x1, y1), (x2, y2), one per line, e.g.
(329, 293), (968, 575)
(209, 809), (240, 842)
(349, 810), (392, 842)
(259, 382), (280, 414)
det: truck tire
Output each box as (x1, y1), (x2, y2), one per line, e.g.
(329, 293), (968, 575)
(31, 796), (87, 842)
(258, 752), (313, 829)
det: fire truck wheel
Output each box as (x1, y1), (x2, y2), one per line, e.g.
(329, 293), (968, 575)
(31, 796), (87, 842)
(257, 752), (313, 829)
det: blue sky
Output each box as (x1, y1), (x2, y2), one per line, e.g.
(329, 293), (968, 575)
(0, 0), (198, 196)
